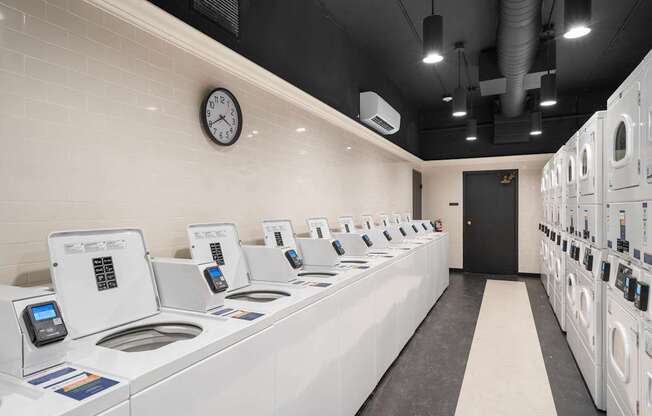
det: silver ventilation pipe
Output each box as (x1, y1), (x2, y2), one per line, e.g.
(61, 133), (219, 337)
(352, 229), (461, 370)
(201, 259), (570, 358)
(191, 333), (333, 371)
(497, 0), (542, 117)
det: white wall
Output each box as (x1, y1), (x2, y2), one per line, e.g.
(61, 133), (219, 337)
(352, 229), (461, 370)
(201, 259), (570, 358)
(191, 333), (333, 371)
(422, 154), (551, 274)
(0, 0), (414, 285)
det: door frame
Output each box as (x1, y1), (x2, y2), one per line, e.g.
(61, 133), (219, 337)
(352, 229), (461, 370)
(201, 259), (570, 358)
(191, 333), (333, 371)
(412, 169), (422, 220)
(462, 169), (519, 274)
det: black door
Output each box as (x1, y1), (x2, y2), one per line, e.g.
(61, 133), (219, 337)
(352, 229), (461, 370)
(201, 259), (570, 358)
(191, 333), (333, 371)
(463, 170), (518, 274)
(412, 170), (422, 220)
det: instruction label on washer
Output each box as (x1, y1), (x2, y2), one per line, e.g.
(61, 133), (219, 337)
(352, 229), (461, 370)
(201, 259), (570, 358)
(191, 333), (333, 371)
(212, 308), (265, 321)
(27, 366), (119, 401)
(291, 280), (332, 288)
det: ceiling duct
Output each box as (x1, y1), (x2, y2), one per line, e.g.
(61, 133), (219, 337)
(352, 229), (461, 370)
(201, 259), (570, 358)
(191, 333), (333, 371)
(496, 0), (542, 117)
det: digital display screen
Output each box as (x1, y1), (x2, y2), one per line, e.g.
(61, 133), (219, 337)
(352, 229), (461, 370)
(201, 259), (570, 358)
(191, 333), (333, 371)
(334, 241), (342, 248)
(288, 249), (297, 258)
(637, 284), (641, 295)
(32, 303), (56, 321)
(208, 267), (222, 278)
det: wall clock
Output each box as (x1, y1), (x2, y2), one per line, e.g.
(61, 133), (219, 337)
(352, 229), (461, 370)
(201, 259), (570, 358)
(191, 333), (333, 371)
(201, 88), (243, 146)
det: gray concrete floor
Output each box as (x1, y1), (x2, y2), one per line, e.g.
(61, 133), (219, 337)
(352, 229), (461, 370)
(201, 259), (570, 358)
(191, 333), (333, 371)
(356, 271), (605, 416)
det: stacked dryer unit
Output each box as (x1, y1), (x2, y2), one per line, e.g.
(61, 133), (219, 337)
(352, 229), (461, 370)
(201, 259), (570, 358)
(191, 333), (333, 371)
(566, 111), (607, 411)
(541, 161), (552, 295)
(603, 50), (652, 416)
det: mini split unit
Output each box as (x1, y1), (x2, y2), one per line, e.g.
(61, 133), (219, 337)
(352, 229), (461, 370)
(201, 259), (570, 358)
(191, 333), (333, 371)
(359, 91), (401, 135)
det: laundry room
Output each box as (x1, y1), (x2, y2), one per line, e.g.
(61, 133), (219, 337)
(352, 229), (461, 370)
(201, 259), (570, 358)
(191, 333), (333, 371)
(0, 0), (650, 415)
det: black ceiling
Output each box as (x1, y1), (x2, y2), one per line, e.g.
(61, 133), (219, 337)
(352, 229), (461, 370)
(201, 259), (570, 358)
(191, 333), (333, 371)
(319, 0), (652, 112)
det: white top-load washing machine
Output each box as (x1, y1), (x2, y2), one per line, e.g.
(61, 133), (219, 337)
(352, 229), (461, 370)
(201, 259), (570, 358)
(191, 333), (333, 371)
(186, 222), (349, 312)
(47, 228), (284, 416)
(0, 285), (129, 416)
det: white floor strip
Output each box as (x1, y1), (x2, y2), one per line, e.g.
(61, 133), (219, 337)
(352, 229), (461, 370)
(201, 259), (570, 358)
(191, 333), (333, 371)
(455, 280), (557, 416)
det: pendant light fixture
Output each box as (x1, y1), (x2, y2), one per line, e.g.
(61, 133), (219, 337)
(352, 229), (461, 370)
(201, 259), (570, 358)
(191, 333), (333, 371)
(465, 118), (477, 141)
(540, 39), (557, 107)
(530, 111), (542, 136)
(422, 0), (444, 64)
(452, 45), (466, 117)
(563, 0), (591, 39)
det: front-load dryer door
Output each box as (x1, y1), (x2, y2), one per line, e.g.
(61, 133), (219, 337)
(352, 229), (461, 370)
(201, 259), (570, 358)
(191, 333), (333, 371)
(579, 136), (595, 197)
(606, 80), (640, 193)
(567, 153), (578, 198)
(555, 256), (563, 294)
(606, 297), (639, 415)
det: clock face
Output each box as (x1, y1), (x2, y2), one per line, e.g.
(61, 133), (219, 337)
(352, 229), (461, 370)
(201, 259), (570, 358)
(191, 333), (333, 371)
(201, 88), (243, 146)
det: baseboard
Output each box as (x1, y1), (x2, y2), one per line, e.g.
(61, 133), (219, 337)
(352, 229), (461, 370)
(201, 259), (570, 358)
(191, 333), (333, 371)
(517, 272), (541, 278)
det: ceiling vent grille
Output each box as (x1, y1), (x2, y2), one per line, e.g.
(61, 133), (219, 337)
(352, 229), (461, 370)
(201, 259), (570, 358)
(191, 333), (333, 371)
(370, 116), (394, 132)
(192, 0), (240, 37)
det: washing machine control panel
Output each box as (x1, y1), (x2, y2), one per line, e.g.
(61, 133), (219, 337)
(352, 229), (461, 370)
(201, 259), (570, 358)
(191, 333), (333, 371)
(285, 249), (303, 269)
(22, 301), (68, 347)
(383, 230), (392, 241)
(635, 281), (649, 311)
(601, 261), (611, 282)
(203, 265), (228, 293)
(361, 234), (373, 247)
(332, 240), (346, 255)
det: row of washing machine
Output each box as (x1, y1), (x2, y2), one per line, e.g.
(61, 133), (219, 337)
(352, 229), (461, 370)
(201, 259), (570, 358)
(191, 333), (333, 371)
(540, 49), (652, 415)
(0, 213), (449, 416)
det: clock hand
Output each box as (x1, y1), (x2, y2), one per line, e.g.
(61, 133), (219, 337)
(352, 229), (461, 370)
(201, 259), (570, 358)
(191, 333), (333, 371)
(218, 115), (232, 127)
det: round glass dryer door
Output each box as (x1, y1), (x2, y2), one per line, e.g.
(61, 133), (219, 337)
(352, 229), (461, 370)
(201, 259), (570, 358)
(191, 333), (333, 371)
(606, 82), (640, 192)
(579, 139), (594, 196)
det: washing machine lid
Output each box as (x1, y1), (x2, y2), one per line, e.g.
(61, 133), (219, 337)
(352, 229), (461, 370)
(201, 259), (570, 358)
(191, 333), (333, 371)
(261, 219), (297, 251)
(48, 229), (159, 339)
(360, 215), (375, 230)
(187, 223), (251, 292)
(307, 217), (332, 239)
(337, 216), (357, 233)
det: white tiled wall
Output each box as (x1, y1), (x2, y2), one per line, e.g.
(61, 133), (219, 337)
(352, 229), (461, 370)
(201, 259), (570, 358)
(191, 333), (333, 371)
(0, 0), (413, 285)
(422, 156), (547, 274)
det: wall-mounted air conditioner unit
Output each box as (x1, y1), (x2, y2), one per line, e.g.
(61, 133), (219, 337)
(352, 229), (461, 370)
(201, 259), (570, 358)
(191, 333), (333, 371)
(359, 91), (401, 135)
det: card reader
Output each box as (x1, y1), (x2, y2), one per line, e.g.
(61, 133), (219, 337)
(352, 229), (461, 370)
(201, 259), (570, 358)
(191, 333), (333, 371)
(203, 265), (228, 293)
(22, 301), (68, 347)
(624, 276), (637, 302)
(601, 261), (610, 282)
(635, 281), (649, 311)
(285, 249), (303, 269)
(332, 240), (346, 255)
(361, 234), (373, 247)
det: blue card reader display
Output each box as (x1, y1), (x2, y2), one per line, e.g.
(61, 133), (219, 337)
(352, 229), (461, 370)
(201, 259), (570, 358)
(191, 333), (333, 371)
(203, 265), (228, 293)
(208, 267), (223, 278)
(32, 303), (57, 321)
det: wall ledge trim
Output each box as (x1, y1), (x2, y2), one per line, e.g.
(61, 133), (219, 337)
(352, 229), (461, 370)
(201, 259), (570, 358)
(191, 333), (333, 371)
(87, 0), (422, 165)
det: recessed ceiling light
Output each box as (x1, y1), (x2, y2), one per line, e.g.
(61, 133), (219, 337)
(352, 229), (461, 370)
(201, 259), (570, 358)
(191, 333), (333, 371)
(295, 127), (306, 132)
